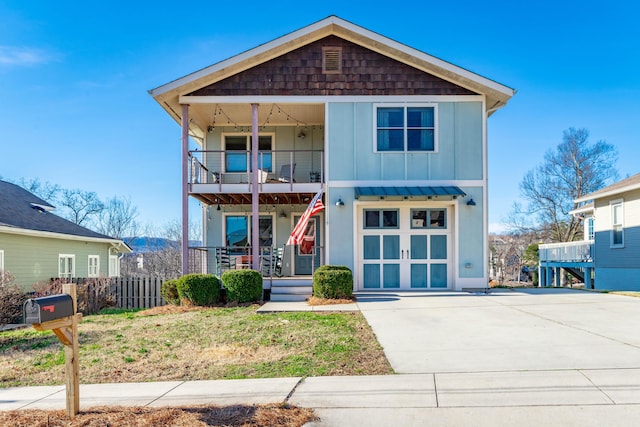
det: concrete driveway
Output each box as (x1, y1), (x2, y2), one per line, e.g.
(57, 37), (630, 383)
(356, 288), (640, 374)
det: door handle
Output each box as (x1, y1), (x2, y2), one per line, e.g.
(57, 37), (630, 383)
(401, 249), (404, 259)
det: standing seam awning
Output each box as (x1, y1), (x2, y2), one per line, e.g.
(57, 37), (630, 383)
(354, 186), (466, 199)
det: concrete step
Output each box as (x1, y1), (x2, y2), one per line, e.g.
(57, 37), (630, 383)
(269, 293), (309, 302)
(271, 286), (312, 295)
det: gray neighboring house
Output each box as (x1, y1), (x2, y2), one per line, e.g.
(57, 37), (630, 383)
(0, 180), (131, 291)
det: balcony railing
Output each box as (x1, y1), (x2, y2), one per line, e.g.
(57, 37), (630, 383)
(189, 149), (324, 185)
(539, 241), (594, 263)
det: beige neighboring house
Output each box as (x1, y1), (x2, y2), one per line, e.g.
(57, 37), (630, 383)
(0, 180), (131, 291)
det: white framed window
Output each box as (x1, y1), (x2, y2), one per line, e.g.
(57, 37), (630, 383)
(223, 133), (274, 173)
(224, 214), (274, 254)
(610, 200), (624, 248)
(374, 104), (437, 152)
(88, 255), (100, 278)
(587, 217), (594, 240)
(108, 255), (119, 277)
(0, 249), (4, 277)
(59, 254), (75, 279)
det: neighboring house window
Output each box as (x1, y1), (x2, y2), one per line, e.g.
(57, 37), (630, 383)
(88, 255), (100, 278)
(587, 217), (594, 240)
(375, 104), (436, 152)
(225, 215), (273, 253)
(224, 134), (273, 172)
(611, 200), (624, 247)
(109, 255), (119, 277)
(59, 254), (75, 279)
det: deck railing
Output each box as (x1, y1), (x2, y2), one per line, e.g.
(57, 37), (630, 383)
(539, 240), (594, 263)
(188, 149), (324, 185)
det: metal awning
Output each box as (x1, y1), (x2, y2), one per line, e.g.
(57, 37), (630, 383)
(354, 186), (466, 199)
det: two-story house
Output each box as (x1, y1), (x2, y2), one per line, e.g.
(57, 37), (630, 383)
(149, 16), (514, 296)
(539, 173), (640, 290)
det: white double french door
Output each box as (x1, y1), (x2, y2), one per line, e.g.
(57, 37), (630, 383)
(358, 205), (452, 290)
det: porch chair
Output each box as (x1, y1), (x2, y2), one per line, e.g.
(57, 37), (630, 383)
(260, 247), (283, 277)
(217, 247), (237, 275)
(278, 163), (296, 183)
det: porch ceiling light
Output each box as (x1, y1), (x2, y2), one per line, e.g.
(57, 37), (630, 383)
(216, 202), (221, 211)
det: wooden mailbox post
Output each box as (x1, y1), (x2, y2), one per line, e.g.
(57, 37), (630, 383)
(24, 284), (81, 418)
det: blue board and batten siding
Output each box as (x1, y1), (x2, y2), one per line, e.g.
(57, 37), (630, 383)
(326, 100), (486, 288)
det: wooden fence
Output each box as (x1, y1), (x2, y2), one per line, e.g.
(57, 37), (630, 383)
(110, 277), (166, 309)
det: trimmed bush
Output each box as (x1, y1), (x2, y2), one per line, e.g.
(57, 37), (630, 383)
(221, 269), (263, 303)
(161, 278), (180, 305)
(313, 265), (353, 299)
(176, 274), (221, 306)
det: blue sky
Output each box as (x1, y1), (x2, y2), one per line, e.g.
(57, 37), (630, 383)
(1, 1), (639, 233)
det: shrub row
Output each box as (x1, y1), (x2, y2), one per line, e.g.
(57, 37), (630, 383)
(161, 270), (263, 306)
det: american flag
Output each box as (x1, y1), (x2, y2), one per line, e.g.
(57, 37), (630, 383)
(286, 189), (325, 246)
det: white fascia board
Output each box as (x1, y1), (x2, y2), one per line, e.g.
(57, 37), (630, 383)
(569, 205), (595, 216)
(0, 225), (131, 252)
(179, 94), (485, 104)
(574, 182), (640, 204)
(329, 179), (486, 188)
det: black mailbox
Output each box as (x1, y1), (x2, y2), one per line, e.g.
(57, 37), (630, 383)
(24, 294), (75, 324)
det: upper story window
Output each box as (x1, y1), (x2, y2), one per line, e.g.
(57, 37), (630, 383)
(375, 104), (436, 152)
(611, 200), (624, 247)
(223, 134), (273, 173)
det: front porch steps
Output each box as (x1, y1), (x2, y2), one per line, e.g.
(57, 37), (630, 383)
(268, 278), (313, 302)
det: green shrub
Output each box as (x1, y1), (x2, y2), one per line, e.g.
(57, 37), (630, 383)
(221, 270), (263, 303)
(313, 265), (353, 299)
(176, 274), (221, 306)
(161, 279), (180, 305)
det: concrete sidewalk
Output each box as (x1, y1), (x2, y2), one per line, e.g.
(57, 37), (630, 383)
(4, 289), (640, 425)
(3, 370), (640, 426)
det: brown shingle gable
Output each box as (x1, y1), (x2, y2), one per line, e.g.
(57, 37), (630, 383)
(188, 36), (478, 97)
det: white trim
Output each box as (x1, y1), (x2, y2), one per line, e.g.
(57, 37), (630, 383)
(0, 249), (4, 274)
(610, 199), (624, 248)
(88, 255), (100, 278)
(0, 225), (130, 249)
(575, 182), (640, 204)
(372, 103), (438, 154)
(58, 254), (75, 279)
(179, 95), (484, 104)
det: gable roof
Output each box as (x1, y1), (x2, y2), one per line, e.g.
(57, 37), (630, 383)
(574, 173), (640, 203)
(150, 16), (515, 136)
(0, 180), (130, 250)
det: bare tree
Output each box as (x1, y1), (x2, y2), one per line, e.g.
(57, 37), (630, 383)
(16, 178), (61, 202)
(96, 197), (139, 240)
(58, 189), (105, 226)
(510, 128), (618, 242)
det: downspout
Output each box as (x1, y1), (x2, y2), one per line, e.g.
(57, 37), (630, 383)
(251, 103), (260, 270)
(181, 104), (190, 276)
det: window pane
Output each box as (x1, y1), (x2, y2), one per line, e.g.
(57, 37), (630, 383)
(259, 217), (272, 247)
(613, 204), (622, 224)
(407, 107), (434, 127)
(613, 226), (623, 245)
(226, 136), (246, 150)
(226, 216), (248, 250)
(411, 210), (427, 228)
(226, 153), (247, 172)
(364, 211), (380, 228)
(258, 136), (273, 172)
(382, 210), (398, 228)
(407, 129), (434, 151)
(377, 129), (404, 151)
(377, 107), (404, 127)
(429, 210), (446, 228)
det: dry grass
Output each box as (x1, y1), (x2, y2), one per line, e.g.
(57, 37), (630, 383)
(1, 305), (392, 387)
(0, 404), (316, 426)
(307, 296), (355, 306)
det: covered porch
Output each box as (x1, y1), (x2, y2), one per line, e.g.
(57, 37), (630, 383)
(538, 241), (594, 288)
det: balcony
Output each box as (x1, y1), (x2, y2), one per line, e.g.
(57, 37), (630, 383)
(188, 149), (324, 205)
(539, 240), (594, 264)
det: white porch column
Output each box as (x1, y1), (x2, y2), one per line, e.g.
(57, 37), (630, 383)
(181, 104), (189, 276)
(251, 103), (259, 270)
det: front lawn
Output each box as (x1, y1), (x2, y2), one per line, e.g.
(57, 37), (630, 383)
(0, 306), (392, 387)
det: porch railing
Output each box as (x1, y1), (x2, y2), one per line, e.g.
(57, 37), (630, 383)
(189, 149), (324, 185)
(539, 241), (594, 263)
